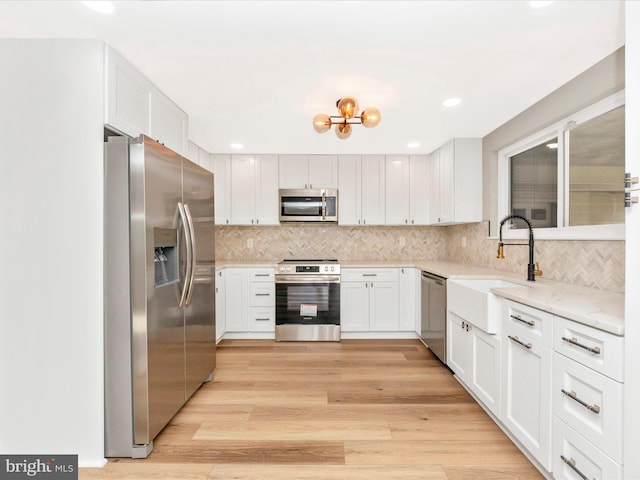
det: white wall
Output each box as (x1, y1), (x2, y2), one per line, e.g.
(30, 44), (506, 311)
(0, 40), (105, 466)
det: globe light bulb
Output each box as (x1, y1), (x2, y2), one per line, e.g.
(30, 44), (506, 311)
(312, 113), (332, 133)
(336, 123), (352, 139)
(361, 107), (381, 128)
(337, 96), (359, 119)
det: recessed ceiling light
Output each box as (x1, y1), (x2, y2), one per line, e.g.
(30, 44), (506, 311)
(407, 142), (420, 148)
(81, 1), (115, 14)
(230, 143), (244, 149)
(443, 97), (461, 108)
(529, 1), (555, 8)
(546, 142), (558, 149)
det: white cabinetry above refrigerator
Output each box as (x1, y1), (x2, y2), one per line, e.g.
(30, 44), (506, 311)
(104, 46), (188, 156)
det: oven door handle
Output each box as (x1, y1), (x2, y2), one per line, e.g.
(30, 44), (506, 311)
(275, 275), (341, 284)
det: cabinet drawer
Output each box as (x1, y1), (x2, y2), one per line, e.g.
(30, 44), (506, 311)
(552, 418), (622, 480)
(341, 268), (400, 283)
(249, 268), (275, 282)
(554, 316), (624, 382)
(553, 353), (623, 463)
(503, 299), (552, 347)
(249, 283), (275, 306)
(249, 307), (275, 332)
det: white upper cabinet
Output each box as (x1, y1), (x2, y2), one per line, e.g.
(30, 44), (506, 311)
(428, 138), (482, 225)
(230, 154), (279, 226)
(308, 155), (338, 189)
(338, 155), (385, 226)
(279, 154), (338, 189)
(198, 146), (211, 172)
(361, 155), (386, 225)
(104, 46), (188, 156)
(279, 155), (308, 188)
(385, 155), (410, 225)
(409, 155), (430, 225)
(187, 141), (199, 164)
(212, 154), (231, 225)
(337, 155), (362, 225)
(149, 89), (188, 156)
(105, 46), (152, 138)
(385, 155), (429, 225)
(187, 142), (212, 172)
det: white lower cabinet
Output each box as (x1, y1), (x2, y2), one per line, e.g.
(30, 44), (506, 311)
(247, 268), (275, 333)
(470, 326), (501, 416)
(447, 311), (501, 417)
(446, 294), (628, 479)
(215, 269), (226, 342)
(502, 323), (553, 471)
(399, 268), (419, 332)
(224, 268), (249, 332)
(341, 269), (400, 332)
(221, 267), (275, 335)
(447, 312), (470, 379)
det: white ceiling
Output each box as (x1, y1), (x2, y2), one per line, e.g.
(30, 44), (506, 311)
(0, 1), (625, 155)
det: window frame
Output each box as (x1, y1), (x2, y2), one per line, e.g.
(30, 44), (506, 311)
(497, 90), (625, 241)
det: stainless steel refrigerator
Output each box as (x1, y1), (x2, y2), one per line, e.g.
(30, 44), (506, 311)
(104, 135), (216, 458)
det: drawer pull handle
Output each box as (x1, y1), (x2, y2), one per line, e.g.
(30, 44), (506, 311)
(510, 314), (535, 326)
(560, 455), (594, 480)
(561, 336), (601, 355)
(254, 293), (271, 297)
(561, 389), (601, 414)
(362, 273), (378, 277)
(508, 335), (532, 350)
(255, 317), (271, 321)
(254, 273), (271, 277)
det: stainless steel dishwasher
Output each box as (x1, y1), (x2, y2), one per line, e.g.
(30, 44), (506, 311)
(420, 271), (447, 364)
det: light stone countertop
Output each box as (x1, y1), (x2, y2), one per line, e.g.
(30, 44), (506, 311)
(216, 259), (625, 336)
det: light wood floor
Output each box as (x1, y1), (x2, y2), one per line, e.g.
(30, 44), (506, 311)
(81, 339), (543, 479)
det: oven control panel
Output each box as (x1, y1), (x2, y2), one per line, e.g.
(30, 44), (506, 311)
(277, 261), (340, 274)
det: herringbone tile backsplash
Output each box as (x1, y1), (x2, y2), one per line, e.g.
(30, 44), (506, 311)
(215, 222), (624, 293)
(215, 224), (446, 262)
(443, 222), (625, 293)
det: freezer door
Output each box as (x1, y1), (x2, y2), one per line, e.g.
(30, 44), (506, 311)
(130, 136), (186, 445)
(183, 159), (216, 398)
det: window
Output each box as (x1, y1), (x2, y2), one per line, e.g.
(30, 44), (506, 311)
(498, 91), (625, 240)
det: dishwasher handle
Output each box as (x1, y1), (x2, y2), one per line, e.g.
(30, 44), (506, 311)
(422, 271), (446, 286)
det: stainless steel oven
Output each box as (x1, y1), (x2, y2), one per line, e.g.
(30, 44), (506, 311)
(275, 259), (340, 341)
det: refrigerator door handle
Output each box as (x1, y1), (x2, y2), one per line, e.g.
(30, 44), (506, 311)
(183, 203), (197, 306)
(178, 202), (193, 308)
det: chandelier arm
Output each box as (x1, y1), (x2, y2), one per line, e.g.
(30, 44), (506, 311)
(328, 116), (363, 124)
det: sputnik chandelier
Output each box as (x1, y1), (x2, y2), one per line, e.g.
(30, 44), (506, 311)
(313, 96), (381, 139)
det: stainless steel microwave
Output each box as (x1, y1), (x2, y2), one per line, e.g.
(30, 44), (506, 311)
(279, 188), (338, 222)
